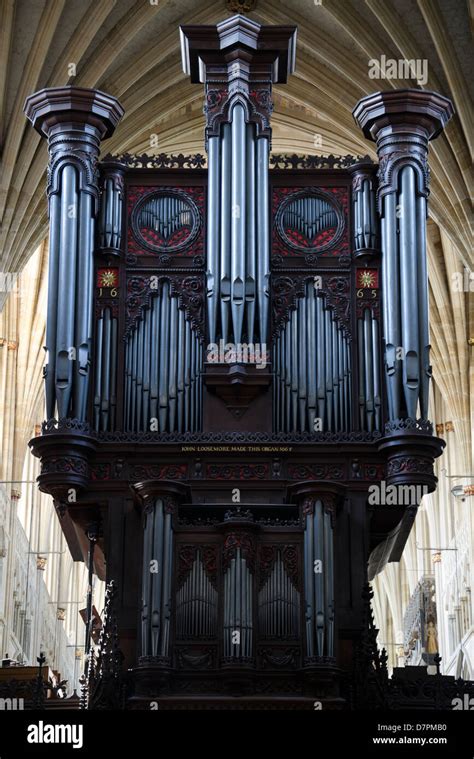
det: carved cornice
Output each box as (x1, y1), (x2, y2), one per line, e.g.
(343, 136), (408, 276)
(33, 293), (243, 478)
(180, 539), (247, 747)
(102, 152), (207, 169)
(270, 153), (372, 170)
(96, 430), (381, 443)
(180, 15), (296, 142)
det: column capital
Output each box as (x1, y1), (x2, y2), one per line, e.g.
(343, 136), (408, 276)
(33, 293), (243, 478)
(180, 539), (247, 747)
(287, 480), (346, 519)
(24, 85), (124, 140)
(131, 479), (190, 513)
(353, 89), (453, 202)
(180, 15), (296, 83)
(180, 15), (296, 139)
(352, 89), (453, 143)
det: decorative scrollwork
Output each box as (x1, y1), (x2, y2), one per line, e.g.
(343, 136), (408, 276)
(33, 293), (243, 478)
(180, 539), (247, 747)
(42, 457), (87, 475)
(384, 418), (433, 436)
(271, 273), (351, 338)
(259, 648), (299, 669)
(41, 418), (94, 435)
(130, 464), (187, 480)
(96, 429), (381, 443)
(270, 153), (372, 170)
(206, 463), (269, 480)
(287, 463), (344, 481)
(102, 152), (207, 169)
(124, 273), (205, 340)
(272, 186), (350, 260)
(387, 457), (433, 476)
(223, 532), (256, 572)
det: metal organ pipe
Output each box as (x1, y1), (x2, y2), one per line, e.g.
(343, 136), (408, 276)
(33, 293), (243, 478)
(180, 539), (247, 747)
(245, 123), (256, 344)
(256, 136), (270, 344)
(219, 123), (231, 343)
(381, 193), (402, 420)
(124, 287), (202, 432)
(399, 166), (420, 419)
(314, 500), (325, 656)
(230, 104), (246, 345)
(24, 88), (123, 423)
(207, 136), (220, 343)
(302, 499), (334, 659)
(56, 165), (78, 419)
(206, 108), (269, 348)
(141, 499), (173, 659)
(274, 285), (352, 432)
(353, 91), (453, 422)
(417, 194), (430, 420)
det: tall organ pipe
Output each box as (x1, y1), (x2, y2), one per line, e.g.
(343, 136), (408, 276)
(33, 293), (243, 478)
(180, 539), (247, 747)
(24, 87), (123, 422)
(207, 136), (220, 343)
(141, 499), (173, 658)
(381, 193), (401, 420)
(353, 90), (453, 422)
(230, 104), (246, 344)
(245, 123), (256, 344)
(220, 123), (231, 343)
(256, 136), (270, 344)
(56, 165), (78, 419)
(73, 191), (93, 419)
(399, 166), (420, 419)
(44, 194), (60, 419)
(207, 111), (269, 347)
(302, 499), (334, 658)
(417, 194), (430, 420)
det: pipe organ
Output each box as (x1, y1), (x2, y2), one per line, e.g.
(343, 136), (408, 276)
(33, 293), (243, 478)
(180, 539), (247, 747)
(26, 16), (453, 709)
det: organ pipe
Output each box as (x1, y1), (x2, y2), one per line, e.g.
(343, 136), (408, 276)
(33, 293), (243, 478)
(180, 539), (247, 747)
(141, 498), (173, 658)
(303, 499), (335, 658)
(207, 108), (270, 347)
(258, 550), (300, 639)
(93, 306), (118, 432)
(353, 90), (453, 423)
(24, 87), (123, 422)
(349, 162), (379, 258)
(98, 161), (126, 256)
(357, 307), (381, 432)
(176, 550), (218, 639)
(273, 285), (352, 432)
(223, 548), (253, 660)
(124, 285), (202, 432)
